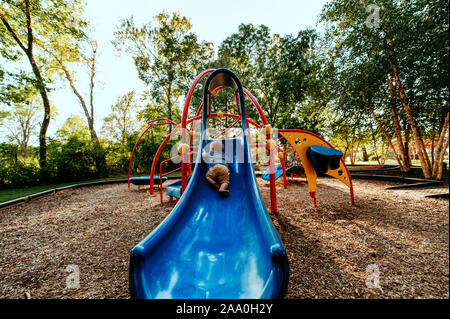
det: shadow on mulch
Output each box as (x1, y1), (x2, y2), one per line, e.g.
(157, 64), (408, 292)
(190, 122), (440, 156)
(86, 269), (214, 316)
(0, 179), (447, 299)
(271, 210), (366, 299)
(264, 180), (448, 299)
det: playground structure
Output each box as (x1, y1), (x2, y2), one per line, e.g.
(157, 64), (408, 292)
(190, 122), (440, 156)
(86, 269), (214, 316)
(128, 70), (354, 210)
(0, 54), (445, 298)
(1, 69), (446, 300)
(127, 69), (355, 299)
(259, 136), (304, 186)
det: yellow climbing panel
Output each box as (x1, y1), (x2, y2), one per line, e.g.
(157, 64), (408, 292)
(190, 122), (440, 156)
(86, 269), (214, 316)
(279, 130), (352, 195)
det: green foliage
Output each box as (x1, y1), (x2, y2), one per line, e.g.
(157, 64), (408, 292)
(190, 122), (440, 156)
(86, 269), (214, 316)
(0, 142), (39, 188)
(0, 110), (9, 123)
(216, 24), (317, 128)
(44, 115), (97, 181)
(113, 13), (213, 131)
(57, 115), (90, 141)
(47, 136), (97, 182)
(2, 3), (448, 188)
(1, 0), (91, 172)
(4, 93), (43, 155)
(319, 0), (449, 131)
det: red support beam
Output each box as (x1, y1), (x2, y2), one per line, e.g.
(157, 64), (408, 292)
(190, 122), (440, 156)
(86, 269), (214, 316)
(128, 118), (179, 189)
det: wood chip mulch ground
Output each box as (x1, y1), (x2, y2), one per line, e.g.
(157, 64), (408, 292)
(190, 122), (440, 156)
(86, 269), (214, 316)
(0, 177), (448, 299)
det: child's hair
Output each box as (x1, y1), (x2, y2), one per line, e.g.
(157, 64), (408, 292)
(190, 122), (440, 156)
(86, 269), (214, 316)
(210, 141), (223, 153)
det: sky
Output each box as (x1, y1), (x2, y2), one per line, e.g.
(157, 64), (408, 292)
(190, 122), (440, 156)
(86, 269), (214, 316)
(45, 0), (329, 139)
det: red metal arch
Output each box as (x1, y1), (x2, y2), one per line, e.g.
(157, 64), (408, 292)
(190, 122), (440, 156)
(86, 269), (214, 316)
(127, 118), (179, 188)
(130, 70), (277, 212)
(148, 112), (263, 196)
(179, 69), (276, 210)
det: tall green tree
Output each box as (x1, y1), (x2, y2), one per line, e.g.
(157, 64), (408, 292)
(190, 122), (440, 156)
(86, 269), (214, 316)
(4, 94), (42, 159)
(320, 0), (449, 178)
(0, 0), (87, 175)
(113, 12), (213, 132)
(216, 24), (317, 127)
(102, 91), (141, 145)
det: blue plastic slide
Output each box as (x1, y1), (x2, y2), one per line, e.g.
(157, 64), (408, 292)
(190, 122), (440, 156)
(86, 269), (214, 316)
(261, 165), (304, 181)
(166, 180), (182, 199)
(261, 166), (284, 181)
(129, 69), (289, 299)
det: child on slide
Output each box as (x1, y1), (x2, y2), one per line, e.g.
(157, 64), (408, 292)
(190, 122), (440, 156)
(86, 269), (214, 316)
(202, 141), (230, 197)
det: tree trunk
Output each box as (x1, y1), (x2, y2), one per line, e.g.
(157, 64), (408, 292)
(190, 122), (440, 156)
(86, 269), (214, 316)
(89, 40), (97, 142)
(432, 111), (449, 179)
(272, 96), (281, 126)
(347, 136), (356, 165)
(404, 124), (411, 167)
(62, 66), (100, 144)
(352, 139), (360, 164)
(39, 41), (102, 149)
(387, 71), (409, 171)
(436, 134), (449, 180)
(167, 85), (173, 133)
(418, 127), (432, 170)
(28, 46), (51, 174)
(384, 27), (431, 178)
(381, 141), (389, 165)
(36, 86), (51, 173)
(371, 127), (381, 165)
(1, 2), (51, 174)
(370, 110), (404, 169)
(430, 103), (439, 167)
(362, 145), (369, 162)
(362, 90), (404, 168)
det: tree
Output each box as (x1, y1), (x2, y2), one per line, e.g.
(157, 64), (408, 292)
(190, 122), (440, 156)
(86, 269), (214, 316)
(0, 66), (36, 106)
(39, 36), (107, 175)
(102, 91), (141, 145)
(320, 0), (449, 178)
(56, 115), (90, 141)
(40, 38), (100, 145)
(0, 110), (8, 123)
(49, 115), (98, 181)
(0, 0), (87, 175)
(4, 95), (42, 159)
(216, 24), (317, 127)
(113, 12), (213, 132)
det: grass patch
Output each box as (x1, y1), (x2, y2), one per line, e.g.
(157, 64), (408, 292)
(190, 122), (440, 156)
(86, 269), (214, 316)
(1, 183), (78, 203)
(0, 171), (183, 204)
(0, 175), (128, 204)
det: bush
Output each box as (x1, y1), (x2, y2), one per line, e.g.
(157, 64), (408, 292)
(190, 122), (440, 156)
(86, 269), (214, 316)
(0, 143), (40, 189)
(0, 129), (183, 189)
(105, 133), (179, 176)
(47, 136), (98, 182)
